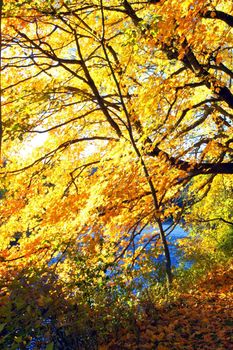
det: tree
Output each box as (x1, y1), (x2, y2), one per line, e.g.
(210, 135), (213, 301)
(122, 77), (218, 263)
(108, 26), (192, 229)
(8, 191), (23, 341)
(0, 0), (233, 345)
(184, 174), (233, 259)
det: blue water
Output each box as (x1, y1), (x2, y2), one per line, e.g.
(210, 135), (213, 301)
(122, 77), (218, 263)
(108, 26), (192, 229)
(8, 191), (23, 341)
(127, 223), (192, 288)
(163, 223), (190, 268)
(132, 223), (190, 269)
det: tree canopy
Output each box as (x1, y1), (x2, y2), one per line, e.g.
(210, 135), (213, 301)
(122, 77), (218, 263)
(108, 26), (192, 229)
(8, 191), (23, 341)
(0, 0), (233, 348)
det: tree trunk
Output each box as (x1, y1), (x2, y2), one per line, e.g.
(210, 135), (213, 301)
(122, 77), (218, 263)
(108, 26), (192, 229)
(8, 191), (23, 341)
(157, 219), (173, 286)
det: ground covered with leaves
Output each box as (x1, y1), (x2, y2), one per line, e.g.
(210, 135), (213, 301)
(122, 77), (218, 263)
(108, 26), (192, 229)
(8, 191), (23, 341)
(101, 263), (233, 350)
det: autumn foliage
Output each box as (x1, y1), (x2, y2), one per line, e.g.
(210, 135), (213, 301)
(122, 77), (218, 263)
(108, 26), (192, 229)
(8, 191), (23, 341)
(0, 0), (233, 348)
(101, 263), (233, 350)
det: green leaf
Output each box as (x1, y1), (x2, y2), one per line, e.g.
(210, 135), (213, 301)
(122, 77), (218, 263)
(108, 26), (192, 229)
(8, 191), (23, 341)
(46, 342), (54, 350)
(12, 123), (20, 131)
(0, 323), (6, 333)
(14, 336), (22, 343)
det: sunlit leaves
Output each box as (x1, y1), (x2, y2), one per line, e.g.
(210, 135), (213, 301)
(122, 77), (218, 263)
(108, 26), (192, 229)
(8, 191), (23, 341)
(0, 0), (233, 347)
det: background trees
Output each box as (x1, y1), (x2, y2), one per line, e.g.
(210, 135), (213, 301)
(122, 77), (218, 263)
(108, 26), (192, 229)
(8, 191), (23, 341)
(0, 0), (233, 348)
(183, 174), (233, 261)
